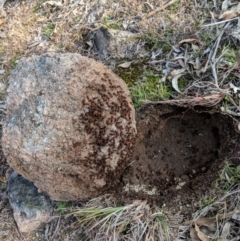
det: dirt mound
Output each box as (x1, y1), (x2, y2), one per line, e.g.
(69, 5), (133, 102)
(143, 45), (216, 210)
(120, 104), (237, 210)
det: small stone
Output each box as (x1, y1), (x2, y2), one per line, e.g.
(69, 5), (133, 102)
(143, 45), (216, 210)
(8, 172), (52, 236)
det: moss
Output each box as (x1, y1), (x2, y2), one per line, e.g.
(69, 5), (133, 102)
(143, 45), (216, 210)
(44, 23), (55, 39)
(168, 1), (179, 13)
(130, 71), (171, 108)
(101, 16), (120, 30)
(177, 74), (193, 89)
(222, 46), (237, 67)
(115, 61), (146, 86)
(141, 34), (172, 52)
(115, 59), (172, 108)
(55, 201), (72, 214)
(32, 3), (42, 13)
(200, 31), (215, 46)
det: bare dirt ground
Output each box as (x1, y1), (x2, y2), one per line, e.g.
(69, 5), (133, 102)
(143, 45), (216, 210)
(1, 0), (240, 241)
(121, 104), (237, 208)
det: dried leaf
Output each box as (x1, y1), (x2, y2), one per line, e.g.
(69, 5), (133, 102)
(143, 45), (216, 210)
(195, 223), (211, 241)
(178, 58), (186, 68)
(160, 75), (167, 83)
(118, 61), (133, 68)
(220, 222), (231, 240)
(0, 176), (6, 182)
(0, 83), (5, 92)
(122, 20), (128, 29)
(222, 0), (229, 11)
(170, 68), (186, 77)
(195, 211), (238, 227)
(188, 59), (201, 70)
(190, 226), (201, 241)
(232, 212), (240, 221)
(43, 1), (63, 6)
(196, 57), (201, 70)
(219, 3), (240, 20)
(0, 0), (6, 8)
(192, 44), (200, 51)
(171, 73), (185, 93)
(0, 19), (4, 26)
(178, 38), (199, 45)
(200, 226), (216, 237)
(219, 10), (238, 20)
(221, 107), (240, 116)
(236, 3), (240, 13)
(230, 83), (240, 93)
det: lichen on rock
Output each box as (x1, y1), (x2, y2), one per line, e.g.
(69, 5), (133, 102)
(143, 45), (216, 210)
(3, 53), (136, 200)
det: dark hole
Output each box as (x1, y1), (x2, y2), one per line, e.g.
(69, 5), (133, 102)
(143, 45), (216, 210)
(119, 104), (237, 206)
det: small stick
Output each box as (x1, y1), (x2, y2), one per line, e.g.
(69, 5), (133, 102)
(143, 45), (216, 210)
(210, 22), (230, 87)
(202, 17), (239, 27)
(143, 0), (178, 19)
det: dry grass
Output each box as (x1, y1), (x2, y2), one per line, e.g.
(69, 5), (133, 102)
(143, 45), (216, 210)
(1, 0), (240, 240)
(68, 195), (177, 241)
(179, 188), (240, 240)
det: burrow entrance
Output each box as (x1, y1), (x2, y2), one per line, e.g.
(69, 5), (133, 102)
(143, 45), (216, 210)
(118, 104), (238, 210)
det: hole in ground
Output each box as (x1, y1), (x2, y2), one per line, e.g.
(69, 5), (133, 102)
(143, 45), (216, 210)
(115, 104), (238, 213)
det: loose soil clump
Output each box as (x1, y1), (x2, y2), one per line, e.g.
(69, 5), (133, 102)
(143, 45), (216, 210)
(120, 104), (237, 212)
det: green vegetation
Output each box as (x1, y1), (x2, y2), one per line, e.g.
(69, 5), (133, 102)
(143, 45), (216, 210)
(55, 201), (72, 214)
(154, 207), (170, 241)
(222, 46), (237, 67)
(215, 163), (240, 191)
(101, 16), (120, 29)
(44, 23), (55, 39)
(200, 196), (216, 209)
(199, 31), (215, 46)
(116, 64), (143, 86)
(130, 71), (170, 108)
(142, 34), (172, 51)
(72, 202), (171, 241)
(8, 52), (22, 69)
(32, 3), (42, 13)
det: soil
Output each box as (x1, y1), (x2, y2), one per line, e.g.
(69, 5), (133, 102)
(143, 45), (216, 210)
(116, 104), (238, 214)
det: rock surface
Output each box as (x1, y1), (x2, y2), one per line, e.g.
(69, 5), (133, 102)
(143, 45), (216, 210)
(3, 53), (136, 200)
(8, 172), (52, 235)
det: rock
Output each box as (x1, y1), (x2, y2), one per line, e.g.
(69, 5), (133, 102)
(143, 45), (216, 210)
(3, 53), (136, 200)
(108, 29), (148, 59)
(90, 28), (148, 59)
(92, 27), (110, 58)
(8, 172), (52, 236)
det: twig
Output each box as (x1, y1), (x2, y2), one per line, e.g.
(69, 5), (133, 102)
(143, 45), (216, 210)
(202, 23), (230, 87)
(202, 17), (239, 27)
(220, 64), (237, 86)
(143, 0), (178, 19)
(49, 217), (61, 241)
(143, 93), (225, 107)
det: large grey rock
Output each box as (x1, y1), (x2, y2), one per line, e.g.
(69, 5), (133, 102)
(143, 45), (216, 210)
(3, 53), (136, 200)
(8, 172), (52, 235)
